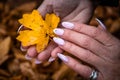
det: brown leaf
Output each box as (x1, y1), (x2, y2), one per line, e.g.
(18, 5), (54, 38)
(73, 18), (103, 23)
(7, 59), (21, 74)
(0, 37), (11, 65)
(109, 18), (120, 33)
(0, 69), (10, 77)
(16, 2), (37, 12)
(52, 64), (76, 80)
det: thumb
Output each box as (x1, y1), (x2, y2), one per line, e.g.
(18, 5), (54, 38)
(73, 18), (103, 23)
(37, 1), (54, 18)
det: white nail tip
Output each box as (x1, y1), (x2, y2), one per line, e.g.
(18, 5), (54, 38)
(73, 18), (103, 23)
(35, 60), (42, 64)
(53, 28), (64, 35)
(48, 57), (55, 62)
(57, 53), (68, 63)
(53, 37), (65, 45)
(20, 46), (27, 52)
(25, 55), (32, 60)
(17, 25), (23, 33)
(62, 22), (74, 29)
(96, 18), (106, 30)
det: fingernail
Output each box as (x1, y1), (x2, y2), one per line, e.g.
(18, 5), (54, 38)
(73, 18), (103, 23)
(35, 59), (42, 64)
(20, 46), (27, 52)
(95, 18), (106, 30)
(53, 37), (65, 45)
(57, 53), (68, 63)
(25, 55), (32, 60)
(48, 57), (55, 62)
(17, 25), (23, 33)
(62, 22), (74, 29)
(53, 28), (64, 35)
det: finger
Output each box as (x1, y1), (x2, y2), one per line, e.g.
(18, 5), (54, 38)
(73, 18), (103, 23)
(57, 53), (93, 79)
(48, 47), (63, 62)
(96, 18), (106, 30)
(61, 22), (115, 45)
(53, 28), (107, 57)
(98, 25), (105, 31)
(26, 46), (37, 58)
(51, 47), (63, 58)
(36, 41), (57, 62)
(17, 25), (23, 33)
(37, 1), (55, 17)
(53, 37), (104, 67)
(37, 1), (48, 17)
(20, 45), (28, 52)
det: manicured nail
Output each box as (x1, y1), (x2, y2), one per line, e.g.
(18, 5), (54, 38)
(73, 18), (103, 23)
(20, 46), (27, 52)
(17, 25), (23, 33)
(53, 28), (64, 35)
(96, 18), (106, 30)
(48, 57), (55, 62)
(57, 53), (68, 63)
(25, 55), (32, 60)
(53, 37), (65, 45)
(62, 22), (74, 29)
(35, 59), (42, 64)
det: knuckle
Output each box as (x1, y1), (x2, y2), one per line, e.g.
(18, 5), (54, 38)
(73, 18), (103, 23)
(64, 42), (75, 52)
(76, 25), (82, 32)
(72, 63), (79, 69)
(63, 30), (73, 39)
(92, 28), (101, 38)
(64, 30), (70, 36)
(83, 50), (91, 61)
(81, 37), (90, 48)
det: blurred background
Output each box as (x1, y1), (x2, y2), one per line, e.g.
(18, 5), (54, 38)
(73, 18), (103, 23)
(0, 0), (120, 80)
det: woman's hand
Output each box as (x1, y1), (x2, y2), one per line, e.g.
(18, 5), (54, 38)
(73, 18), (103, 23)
(20, 0), (96, 63)
(52, 20), (120, 80)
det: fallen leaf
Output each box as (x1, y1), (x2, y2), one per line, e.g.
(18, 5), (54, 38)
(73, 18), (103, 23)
(0, 37), (11, 65)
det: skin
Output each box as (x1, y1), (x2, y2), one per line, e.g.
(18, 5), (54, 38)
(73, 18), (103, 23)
(19, 0), (120, 79)
(52, 22), (120, 80)
(21, 0), (95, 61)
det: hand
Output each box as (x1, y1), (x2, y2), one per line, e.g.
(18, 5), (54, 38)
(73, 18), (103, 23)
(52, 20), (120, 80)
(21, 0), (96, 64)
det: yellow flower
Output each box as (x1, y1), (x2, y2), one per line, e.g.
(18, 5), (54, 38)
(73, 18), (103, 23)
(16, 10), (60, 53)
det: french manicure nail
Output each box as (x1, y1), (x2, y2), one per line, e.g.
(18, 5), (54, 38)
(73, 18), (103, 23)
(25, 55), (32, 60)
(17, 25), (23, 33)
(20, 46), (27, 52)
(53, 37), (65, 45)
(62, 22), (74, 29)
(48, 57), (55, 62)
(96, 18), (106, 30)
(57, 53), (68, 63)
(35, 59), (42, 64)
(53, 28), (64, 35)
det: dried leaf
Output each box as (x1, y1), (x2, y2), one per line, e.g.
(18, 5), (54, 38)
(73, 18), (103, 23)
(9, 75), (22, 80)
(109, 18), (120, 33)
(52, 64), (71, 80)
(7, 59), (20, 74)
(0, 69), (10, 77)
(16, 2), (37, 12)
(0, 37), (11, 65)
(20, 62), (47, 80)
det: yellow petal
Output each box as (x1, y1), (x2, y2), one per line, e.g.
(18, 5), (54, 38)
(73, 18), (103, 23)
(36, 35), (49, 52)
(18, 10), (45, 31)
(17, 10), (60, 53)
(45, 13), (60, 37)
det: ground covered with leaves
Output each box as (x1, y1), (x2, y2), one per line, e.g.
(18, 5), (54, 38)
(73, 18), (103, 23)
(0, 0), (120, 80)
